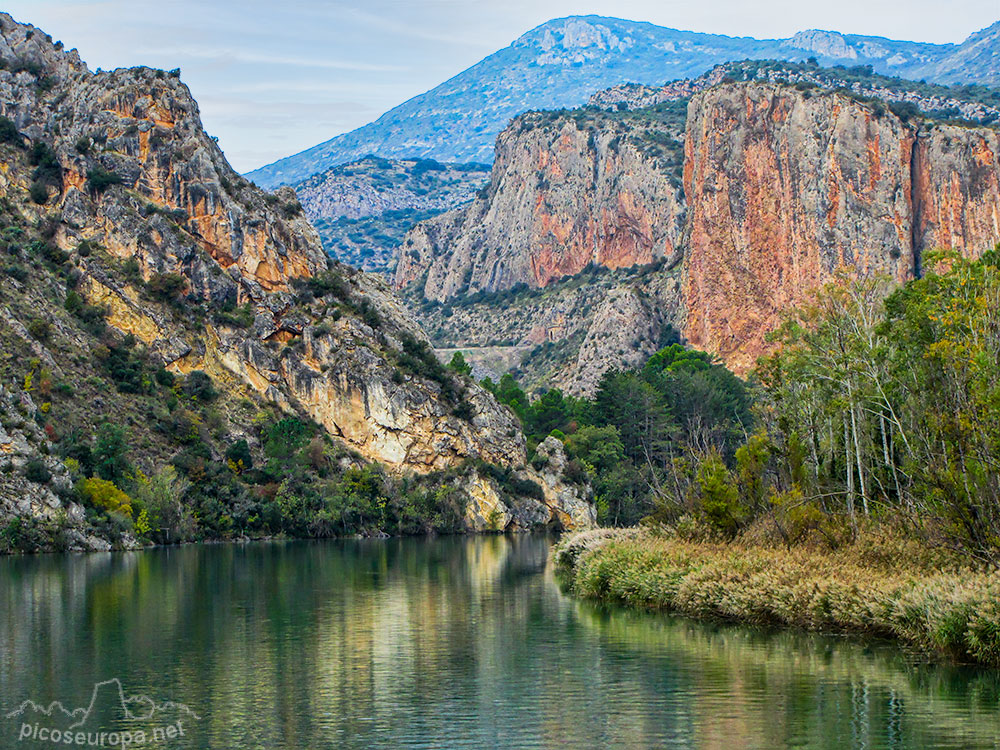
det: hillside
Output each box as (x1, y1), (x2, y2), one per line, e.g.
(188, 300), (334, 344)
(246, 15), (1000, 188)
(0, 13), (594, 552)
(397, 62), (1000, 393)
(293, 156), (489, 273)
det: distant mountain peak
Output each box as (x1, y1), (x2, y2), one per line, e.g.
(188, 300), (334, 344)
(787, 29), (858, 59)
(246, 17), (1000, 188)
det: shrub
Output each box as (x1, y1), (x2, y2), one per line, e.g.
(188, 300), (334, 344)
(96, 340), (147, 393)
(452, 400), (475, 421)
(28, 180), (48, 205)
(0, 116), (20, 144)
(154, 367), (175, 387)
(86, 166), (122, 194)
(447, 351), (472, 375)
(23, 459), (52, 484)
(146, 272), (186, 302)
(213, 301), (254, 329)
(26, 318), (50, 341)
(29, 141), (61, 187)
(65, 291), (107, 336)
(183, 370), (217, 402)
(303, 270), (350, 300)
(131, 466), (191, 543)
(74, 136), (91, 154)
(77, 476), (133, 519)
(889, 100), (921, 122)
(225, 439), (253, 472)
(93, 423), (131, 481)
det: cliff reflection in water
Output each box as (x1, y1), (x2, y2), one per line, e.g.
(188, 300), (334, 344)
(1, 535), (998, 749)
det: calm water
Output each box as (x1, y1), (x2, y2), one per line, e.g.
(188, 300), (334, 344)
(1, 535), (999, 750)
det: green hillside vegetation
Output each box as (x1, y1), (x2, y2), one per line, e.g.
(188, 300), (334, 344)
(0, 133), (500, 553)
(496, 248), (1000, 562)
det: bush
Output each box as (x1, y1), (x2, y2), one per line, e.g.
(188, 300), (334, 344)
(29, 141), (61, 187)
(213, 301), (254, 328)
(28, 180), (48, 205)
(26, 318), (50, 341)
(93, 423), (131, 481)
(183, 370), (217, 402)
(146, 272), (186, 303)
(131, 466), (191, 543)
(0, 116), (19, 144)
(86, 166), (122, 194)
(77, 476), (133, 519)
(23, 459), (52, 484)
(65, 291), (107, 336)
(154, 367), (175, 387)
(96, 340), (147, 393)
(225, 439), (253, 472)
(889, 100), (921, 122)
(447, 351), (472, 375)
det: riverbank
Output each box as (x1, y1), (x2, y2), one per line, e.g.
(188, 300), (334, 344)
(554, 528), (1000, 667)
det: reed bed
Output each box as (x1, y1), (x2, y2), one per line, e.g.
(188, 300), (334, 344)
(554, 528), (1000, 666)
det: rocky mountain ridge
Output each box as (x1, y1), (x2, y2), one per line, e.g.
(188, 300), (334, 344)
(589, 59), (1000, 123)
(0, 13), (594, 550)
(292, 156), (489, 273)
(398, 70), (1000, 389)
(246, 15), (1000, 188)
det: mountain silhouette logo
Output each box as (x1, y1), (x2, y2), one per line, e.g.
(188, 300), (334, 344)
(7, 678), (200, 729)
(6, 679), (199, 746)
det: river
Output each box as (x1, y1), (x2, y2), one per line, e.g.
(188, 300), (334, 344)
(1, 535), (998, 749)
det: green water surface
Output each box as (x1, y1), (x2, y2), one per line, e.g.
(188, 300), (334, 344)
(1, 535), (998, 749)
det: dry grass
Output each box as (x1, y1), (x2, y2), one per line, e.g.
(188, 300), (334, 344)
(554, 528), (1000, 666)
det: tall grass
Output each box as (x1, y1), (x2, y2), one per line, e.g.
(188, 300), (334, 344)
(554, 528), (1000, 666)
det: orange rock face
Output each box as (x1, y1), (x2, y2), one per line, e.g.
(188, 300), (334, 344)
(394, 112), (686, 302)
(682, 84), (999, 374)
(911, 127), (1000, 267)
(397, 80), (1000, 383)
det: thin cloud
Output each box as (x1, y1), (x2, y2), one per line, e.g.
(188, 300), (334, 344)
(147, 46), (407, 72)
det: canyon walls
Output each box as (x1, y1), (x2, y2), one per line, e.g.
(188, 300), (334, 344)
(400, 80), (1000, 382)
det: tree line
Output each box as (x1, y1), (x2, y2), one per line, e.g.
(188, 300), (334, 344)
(485, 250), (1000, 561)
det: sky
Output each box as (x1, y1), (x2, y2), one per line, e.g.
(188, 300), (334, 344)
(5, 1), (998, 173)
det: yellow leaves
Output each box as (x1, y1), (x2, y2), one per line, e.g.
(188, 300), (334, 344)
(77, 477), (133, 519)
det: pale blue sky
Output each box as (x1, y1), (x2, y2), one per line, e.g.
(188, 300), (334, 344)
(5, 0), (997, 172)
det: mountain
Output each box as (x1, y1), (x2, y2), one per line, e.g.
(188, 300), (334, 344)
(293, 156), (489, 273)
(0, 13), (594, 552)
(906, 20), (1000, 86)
(246, 15), (1000, 188)
(395, 61), (1000, 394)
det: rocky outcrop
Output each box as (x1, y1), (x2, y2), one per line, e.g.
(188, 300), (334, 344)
(395, 107), (686, 301)
(399, 72), (1000, 383)
(683, 83), (1000, 371)
(0, 386), (117, 551)
(0, 13), (594, 533)
(0, 17), (323, 292)
(682, 83), (916, 370)
(462, 436), (596, 531)
(911, 126), (1000, 266)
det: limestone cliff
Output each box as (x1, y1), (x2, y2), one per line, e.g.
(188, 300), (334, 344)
(399, 68), (1000, 385)
(395, 103), (687, 301)
(683, 83), (999, 370)
(0, 13), (594, 541)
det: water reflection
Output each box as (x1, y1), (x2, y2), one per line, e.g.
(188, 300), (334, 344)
(0, 535), (996, 749)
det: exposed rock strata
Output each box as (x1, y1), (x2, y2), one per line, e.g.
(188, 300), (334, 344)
(399, 76), (1000, 382)
(0, 13), (594, 534)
